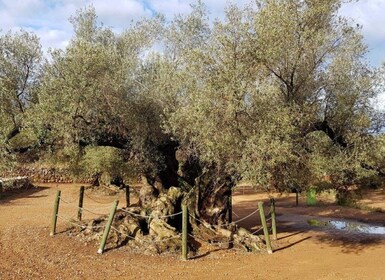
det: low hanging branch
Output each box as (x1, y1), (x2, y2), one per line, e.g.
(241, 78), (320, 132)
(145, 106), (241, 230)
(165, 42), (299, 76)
(308, 120), (348, 148)
(307, 119), (385, 177)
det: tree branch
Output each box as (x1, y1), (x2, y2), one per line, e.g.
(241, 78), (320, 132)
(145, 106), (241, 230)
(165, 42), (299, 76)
(308, 120), (348, 148)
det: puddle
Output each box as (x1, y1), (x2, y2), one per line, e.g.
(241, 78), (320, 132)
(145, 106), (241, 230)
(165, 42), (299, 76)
(308, 219), (385, 235)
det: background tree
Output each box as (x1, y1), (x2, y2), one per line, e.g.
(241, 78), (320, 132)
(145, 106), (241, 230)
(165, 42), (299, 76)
(162, 0), (383, 217)
(0, 30), (42, 168)
(29, 7), (172, 184)
(251, 0), (381, 195)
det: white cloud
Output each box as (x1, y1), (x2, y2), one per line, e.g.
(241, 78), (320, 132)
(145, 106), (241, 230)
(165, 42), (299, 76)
(204, 0), (251, 20)
(148, 0), (191, 18)
(92, 0), (153, 28)
(0, 0), (155, 52)
(146, 0), (251, 21)
(34, 28), (71, 51)
(340, 0), (385, 66)
(0, 0), (383, 108)
(340, 0), (385, 41)
(0, 0), (384, 68)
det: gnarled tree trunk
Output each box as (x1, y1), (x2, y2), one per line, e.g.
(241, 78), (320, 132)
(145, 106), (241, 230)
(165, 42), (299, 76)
(73, 147), (265, 254)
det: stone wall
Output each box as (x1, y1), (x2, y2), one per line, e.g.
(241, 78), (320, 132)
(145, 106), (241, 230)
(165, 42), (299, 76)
(0, 176), (34, 196)
(0, 167), (90, 183)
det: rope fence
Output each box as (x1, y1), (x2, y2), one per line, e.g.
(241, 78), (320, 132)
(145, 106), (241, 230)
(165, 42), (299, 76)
(57, 215), (106, 230)
(110, 226), (182, 245)
(187, 233), (244, 250)
(250, 226), (264, 235)
(59, 196), (78, 204)
(50, 187), (278, 259)
(78, 206), (110, 216)
(84, 192), (119, 204)
(233, 208), (260, 223)
(118, 208), (183, 219)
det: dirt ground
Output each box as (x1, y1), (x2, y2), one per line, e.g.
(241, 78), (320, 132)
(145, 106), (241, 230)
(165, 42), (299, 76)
(1, 184), (385, 280)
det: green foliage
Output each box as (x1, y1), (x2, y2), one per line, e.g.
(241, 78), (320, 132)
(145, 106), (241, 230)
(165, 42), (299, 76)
(336, 190), (362, 207)
(7, 128), (38, 150)
(163, 0), (384, 192)
(0, 1), (384, 195)
(27, 7), (167, 176)
(0, 29), (42, 168)
(79, 146), (129, 183)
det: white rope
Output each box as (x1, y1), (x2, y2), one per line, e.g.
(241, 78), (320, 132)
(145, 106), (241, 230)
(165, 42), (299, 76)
(232, 211), (240, 218)
(57, 215), (105, 229)
(187, 233), (243, 250)
(118, 208), (183, 219)
(250, 227), (263, 235)
(84, 192), (118, 204)
(59, 196), (78, 204)
(110, 226), (136, 240)
(188, 214), (218, 227)
(188, 213), (266, 240)
(118, 208), (152, 218)
(157, 211), (183, 219)
(110, 226), (182, 244)
(188, 214), (230, 232)
(232, 208), (260, 223)
(79, 206), (109, 216)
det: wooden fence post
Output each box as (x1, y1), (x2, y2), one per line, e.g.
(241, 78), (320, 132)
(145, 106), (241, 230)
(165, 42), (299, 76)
(125, 185), (130, 208)
(50, 190), (61, 236)
(98, 200), (119, 254)
(228, 189), (232, 224)
(182, 203), (188, 260)
(258, 202), (273, 254)
(270, 198), (277, 240)
(78, 186), (85, 221)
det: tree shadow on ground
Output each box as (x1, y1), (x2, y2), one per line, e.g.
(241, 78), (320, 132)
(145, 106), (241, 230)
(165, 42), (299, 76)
(274, 236), (312, 252)
(189, 248), (224, 260)
(314, 233), (384, 255)
(0, 185), (49, 204)
(232, 191), (385, 255)
(277, 230), (306, 240)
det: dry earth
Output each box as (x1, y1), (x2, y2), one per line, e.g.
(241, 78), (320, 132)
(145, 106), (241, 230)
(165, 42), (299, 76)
(1, 183), (385, 279)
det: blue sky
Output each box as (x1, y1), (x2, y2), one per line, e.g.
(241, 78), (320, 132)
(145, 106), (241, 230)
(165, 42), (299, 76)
(0, 0), (384, 66)
(0, 0), (385, 107)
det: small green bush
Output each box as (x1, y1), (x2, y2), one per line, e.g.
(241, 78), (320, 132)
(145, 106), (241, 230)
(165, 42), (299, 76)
(335, 190), (361, 207)
(79, 146), (129, 185)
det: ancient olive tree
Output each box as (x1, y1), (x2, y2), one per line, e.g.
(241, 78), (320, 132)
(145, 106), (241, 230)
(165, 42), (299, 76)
(68, 1), (384, 252)
(162, 0), (383, 224)
(3, 1), (384, 253)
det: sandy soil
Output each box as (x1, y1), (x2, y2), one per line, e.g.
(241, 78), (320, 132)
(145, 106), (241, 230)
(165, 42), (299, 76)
(1, 184), (385, 280)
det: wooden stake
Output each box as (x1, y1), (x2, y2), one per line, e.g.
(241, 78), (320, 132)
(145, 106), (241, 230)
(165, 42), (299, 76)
(98, 200), (119, 254)
(270, 198), (277, 240)
(182, 203), (188, 260)
(125, 185), (130, 208)
(78, 186), (85, 221)
(50, 190), (61, 236)
(296, 189), (299, 206)
(258, 202), (273, 254)
(228, 189), (232, 224)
